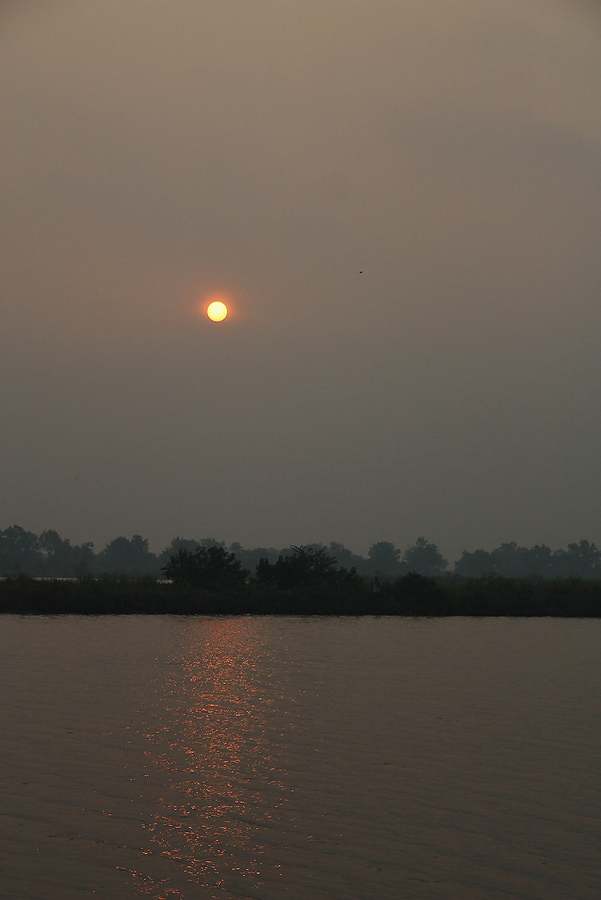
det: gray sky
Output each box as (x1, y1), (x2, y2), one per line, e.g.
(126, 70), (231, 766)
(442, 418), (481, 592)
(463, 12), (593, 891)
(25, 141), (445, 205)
(2, 0), (600, 561)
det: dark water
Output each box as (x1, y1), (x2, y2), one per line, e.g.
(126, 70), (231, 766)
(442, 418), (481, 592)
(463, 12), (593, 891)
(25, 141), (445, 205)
(1, 615), (599, 899)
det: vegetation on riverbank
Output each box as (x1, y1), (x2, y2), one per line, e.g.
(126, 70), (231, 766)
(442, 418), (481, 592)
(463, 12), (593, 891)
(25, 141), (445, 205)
(2, 571), (600, 617)
(2, 525), (601, 580)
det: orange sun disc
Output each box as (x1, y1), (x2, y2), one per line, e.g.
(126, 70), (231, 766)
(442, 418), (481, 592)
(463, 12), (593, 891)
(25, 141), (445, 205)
(207, 300), (228, 322)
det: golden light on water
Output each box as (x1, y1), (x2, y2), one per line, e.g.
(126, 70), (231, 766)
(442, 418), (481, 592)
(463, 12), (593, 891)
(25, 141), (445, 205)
(206, 300), (228, 322)
(142, 618), (278, 892)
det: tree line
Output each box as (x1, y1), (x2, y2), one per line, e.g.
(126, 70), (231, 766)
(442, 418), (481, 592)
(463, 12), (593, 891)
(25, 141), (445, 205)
(1, 525), (600, 580)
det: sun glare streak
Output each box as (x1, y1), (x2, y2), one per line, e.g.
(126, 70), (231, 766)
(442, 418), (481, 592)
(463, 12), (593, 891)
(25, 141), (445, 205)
(141, 619), (290, 894)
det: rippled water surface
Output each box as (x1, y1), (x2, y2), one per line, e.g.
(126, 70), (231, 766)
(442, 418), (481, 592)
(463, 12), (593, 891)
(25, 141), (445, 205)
(1, 615), (600, 899)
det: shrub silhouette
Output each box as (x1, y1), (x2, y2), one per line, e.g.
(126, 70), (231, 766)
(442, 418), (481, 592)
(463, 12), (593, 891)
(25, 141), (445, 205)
(393, 571), (446, 613)
(162, 545), (248, 590)
(255, 544), (361, 591)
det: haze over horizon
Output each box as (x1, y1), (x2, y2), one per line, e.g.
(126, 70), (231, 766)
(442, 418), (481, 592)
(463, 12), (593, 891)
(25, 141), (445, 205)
(2, 1), (600, 561)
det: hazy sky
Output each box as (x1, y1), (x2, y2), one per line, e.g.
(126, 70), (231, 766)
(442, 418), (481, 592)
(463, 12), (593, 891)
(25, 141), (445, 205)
(2, 1), (600, 560)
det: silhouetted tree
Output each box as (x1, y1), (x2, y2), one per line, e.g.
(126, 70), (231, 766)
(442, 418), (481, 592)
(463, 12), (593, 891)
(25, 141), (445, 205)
(72, 542), (96, 578)
(455, 548), (494, 577)
(255, 544), (357, 590)
(552, 540), (601, 578)
(0, 526), (42, 575)
(367, 541), (402, 577)
(159, 537), (203, 569)
(97, 535), (159, 576)
(491, 542), (531, 578)
(39, 530), (70, 576)
(39, 530), (95, 577)
(403, 537), (448, 576)
(197, 537), (226, 549)
(163, 545), (248, 589)
(229, 542), (280, 574)
(521, 544), (554, 577)
(328, 541), (365, 571)
(455, 540), (601, 579)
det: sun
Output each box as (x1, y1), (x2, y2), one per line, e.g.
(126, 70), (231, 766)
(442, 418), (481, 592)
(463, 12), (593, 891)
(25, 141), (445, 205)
(206, 300), (228, 322)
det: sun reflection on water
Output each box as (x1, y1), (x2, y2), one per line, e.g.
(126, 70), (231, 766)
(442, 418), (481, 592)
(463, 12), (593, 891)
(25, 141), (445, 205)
(142, 618), (289, 895)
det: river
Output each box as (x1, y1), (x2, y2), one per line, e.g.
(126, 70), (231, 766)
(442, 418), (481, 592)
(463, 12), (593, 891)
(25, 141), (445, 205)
(1, 615), (599, 899)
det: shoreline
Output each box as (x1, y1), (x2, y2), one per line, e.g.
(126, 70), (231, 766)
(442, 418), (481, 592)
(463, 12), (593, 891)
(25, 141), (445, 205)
(2, 574), (600, 618)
